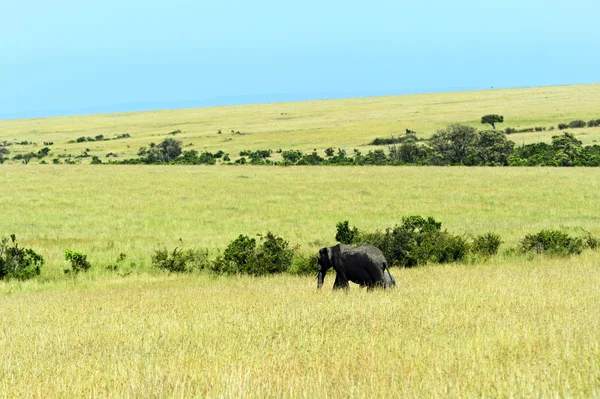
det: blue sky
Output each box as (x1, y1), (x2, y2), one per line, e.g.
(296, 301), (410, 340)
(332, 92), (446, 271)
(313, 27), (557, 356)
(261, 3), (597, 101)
(1, 0), (598, 119)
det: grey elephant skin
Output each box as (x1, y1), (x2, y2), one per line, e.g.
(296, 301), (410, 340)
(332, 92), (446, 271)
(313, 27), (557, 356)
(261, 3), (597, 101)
(317, 244), (396, 290)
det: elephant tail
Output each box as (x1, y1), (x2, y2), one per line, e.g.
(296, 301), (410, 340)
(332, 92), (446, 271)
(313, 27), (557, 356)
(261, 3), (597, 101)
(382, 262), (396, 287)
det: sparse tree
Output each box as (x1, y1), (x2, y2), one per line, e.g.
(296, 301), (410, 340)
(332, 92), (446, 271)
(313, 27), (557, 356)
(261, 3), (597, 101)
(481, 114), (504, 130)
(142, 138), (183, 163)
(429, 124), (478, 165)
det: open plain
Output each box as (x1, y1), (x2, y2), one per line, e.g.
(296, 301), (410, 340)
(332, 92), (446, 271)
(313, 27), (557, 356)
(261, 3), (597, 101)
(2, 84), (600, 397)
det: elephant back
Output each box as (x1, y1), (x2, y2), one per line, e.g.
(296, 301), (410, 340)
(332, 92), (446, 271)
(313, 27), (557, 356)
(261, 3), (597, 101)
(355, 244), (388, 268)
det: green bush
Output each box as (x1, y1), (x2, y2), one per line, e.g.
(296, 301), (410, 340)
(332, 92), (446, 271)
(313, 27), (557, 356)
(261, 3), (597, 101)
(580, 230), (599, 250)
(64, 250), (92, 274)
(335, 220), (359, 245)
(288, 254), (319, 275)
(211, 232), (293, 276)
(520, 230), (584, 256)
(0, 235), (44, 280)
(0, 146), (9, 163)
(568, 120), (586, 129)
(587, 119), (600, 128)
(351, 216), (469, 267)
(472, 233), (502, 257)
(152, 247), (209, 273)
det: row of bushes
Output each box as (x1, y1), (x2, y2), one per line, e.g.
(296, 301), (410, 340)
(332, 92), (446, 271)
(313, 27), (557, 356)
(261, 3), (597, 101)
(12, 147), (51, 163)
(558, 119), (600, 129)
(0, 235), (96, 281)
(509, 133), (600, 166)
(3, 219), (598, 281)
(369, 130), (421, 145)
(68, 133), (131, 143)
(505, 126), (549, 134)
(336, 218), (598, 266)
(100, 126), (600, 167)
(503, 119), (599, 133)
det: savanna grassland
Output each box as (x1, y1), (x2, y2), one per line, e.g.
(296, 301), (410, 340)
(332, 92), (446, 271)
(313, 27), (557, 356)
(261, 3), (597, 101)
(2, 84), (600, 397)
(2, 84), (600, 163)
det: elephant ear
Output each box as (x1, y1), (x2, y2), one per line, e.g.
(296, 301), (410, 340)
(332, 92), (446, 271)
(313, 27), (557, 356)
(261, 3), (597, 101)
(331, 244), (343, 271)
(318, 247), (330, 270)
(327, 247), (334, 266)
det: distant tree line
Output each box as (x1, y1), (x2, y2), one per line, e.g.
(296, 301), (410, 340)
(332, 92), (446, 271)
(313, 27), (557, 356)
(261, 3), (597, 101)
(101, 126), (600, 167)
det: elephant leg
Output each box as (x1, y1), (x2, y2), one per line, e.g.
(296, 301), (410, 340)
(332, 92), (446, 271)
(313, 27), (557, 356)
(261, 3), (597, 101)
(333, 275), (349, 290)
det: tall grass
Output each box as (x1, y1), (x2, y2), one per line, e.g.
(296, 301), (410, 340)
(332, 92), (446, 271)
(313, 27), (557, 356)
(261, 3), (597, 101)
(2, 255), (600, 397)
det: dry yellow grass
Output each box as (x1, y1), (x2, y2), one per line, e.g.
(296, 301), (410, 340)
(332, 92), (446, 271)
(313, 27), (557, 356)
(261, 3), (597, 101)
(2, 255), (600, 397)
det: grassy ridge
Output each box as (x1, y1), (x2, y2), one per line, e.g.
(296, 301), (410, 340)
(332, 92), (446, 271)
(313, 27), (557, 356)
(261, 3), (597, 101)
(1, 164), (599, 277)
(2, 256), (600, 397)
(2, 84), (600, 162)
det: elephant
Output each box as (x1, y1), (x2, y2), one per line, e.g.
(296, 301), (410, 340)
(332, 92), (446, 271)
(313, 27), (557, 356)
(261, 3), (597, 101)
(317, 244), (396, 290)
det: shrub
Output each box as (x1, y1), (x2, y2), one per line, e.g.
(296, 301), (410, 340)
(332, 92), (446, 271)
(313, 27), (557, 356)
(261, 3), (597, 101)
(138, 138), (183, 163)
(282, 150), (303, 163)
(520, 230), (584, 256)
(64, 250), (92, 274)
(568, 120), (586, 129)
(558, 123), (569, 130)
(90, 156), (102, 164)
(106, 252), (128, 272)
(580, 230), (599, 250)
(288, 254), (318, 275)
(211, 232), (293, 276)
(355, 216), (469, 267)
(472, 233), (502, 256)
(587, 119), (600, 128)
(422, 232), (471, 264)
(335, 220), (359, 245)
(0, 235), (44, 280)
(296, 151), (324, 165)
(152, 247), (209, 273)
(370, 137), (397, 145)
(0, 146), (9, 163)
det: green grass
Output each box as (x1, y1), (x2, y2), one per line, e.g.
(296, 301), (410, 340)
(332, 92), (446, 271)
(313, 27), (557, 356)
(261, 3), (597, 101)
(1, 164), (599, 277)
(2, 84), (600, 163)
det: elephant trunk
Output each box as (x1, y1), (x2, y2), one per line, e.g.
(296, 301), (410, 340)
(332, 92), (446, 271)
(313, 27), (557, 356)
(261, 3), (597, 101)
(317, 270), (325, 289)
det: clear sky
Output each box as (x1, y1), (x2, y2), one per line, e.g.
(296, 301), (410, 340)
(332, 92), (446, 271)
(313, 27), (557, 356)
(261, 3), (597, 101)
(1, 0), (598, 119)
